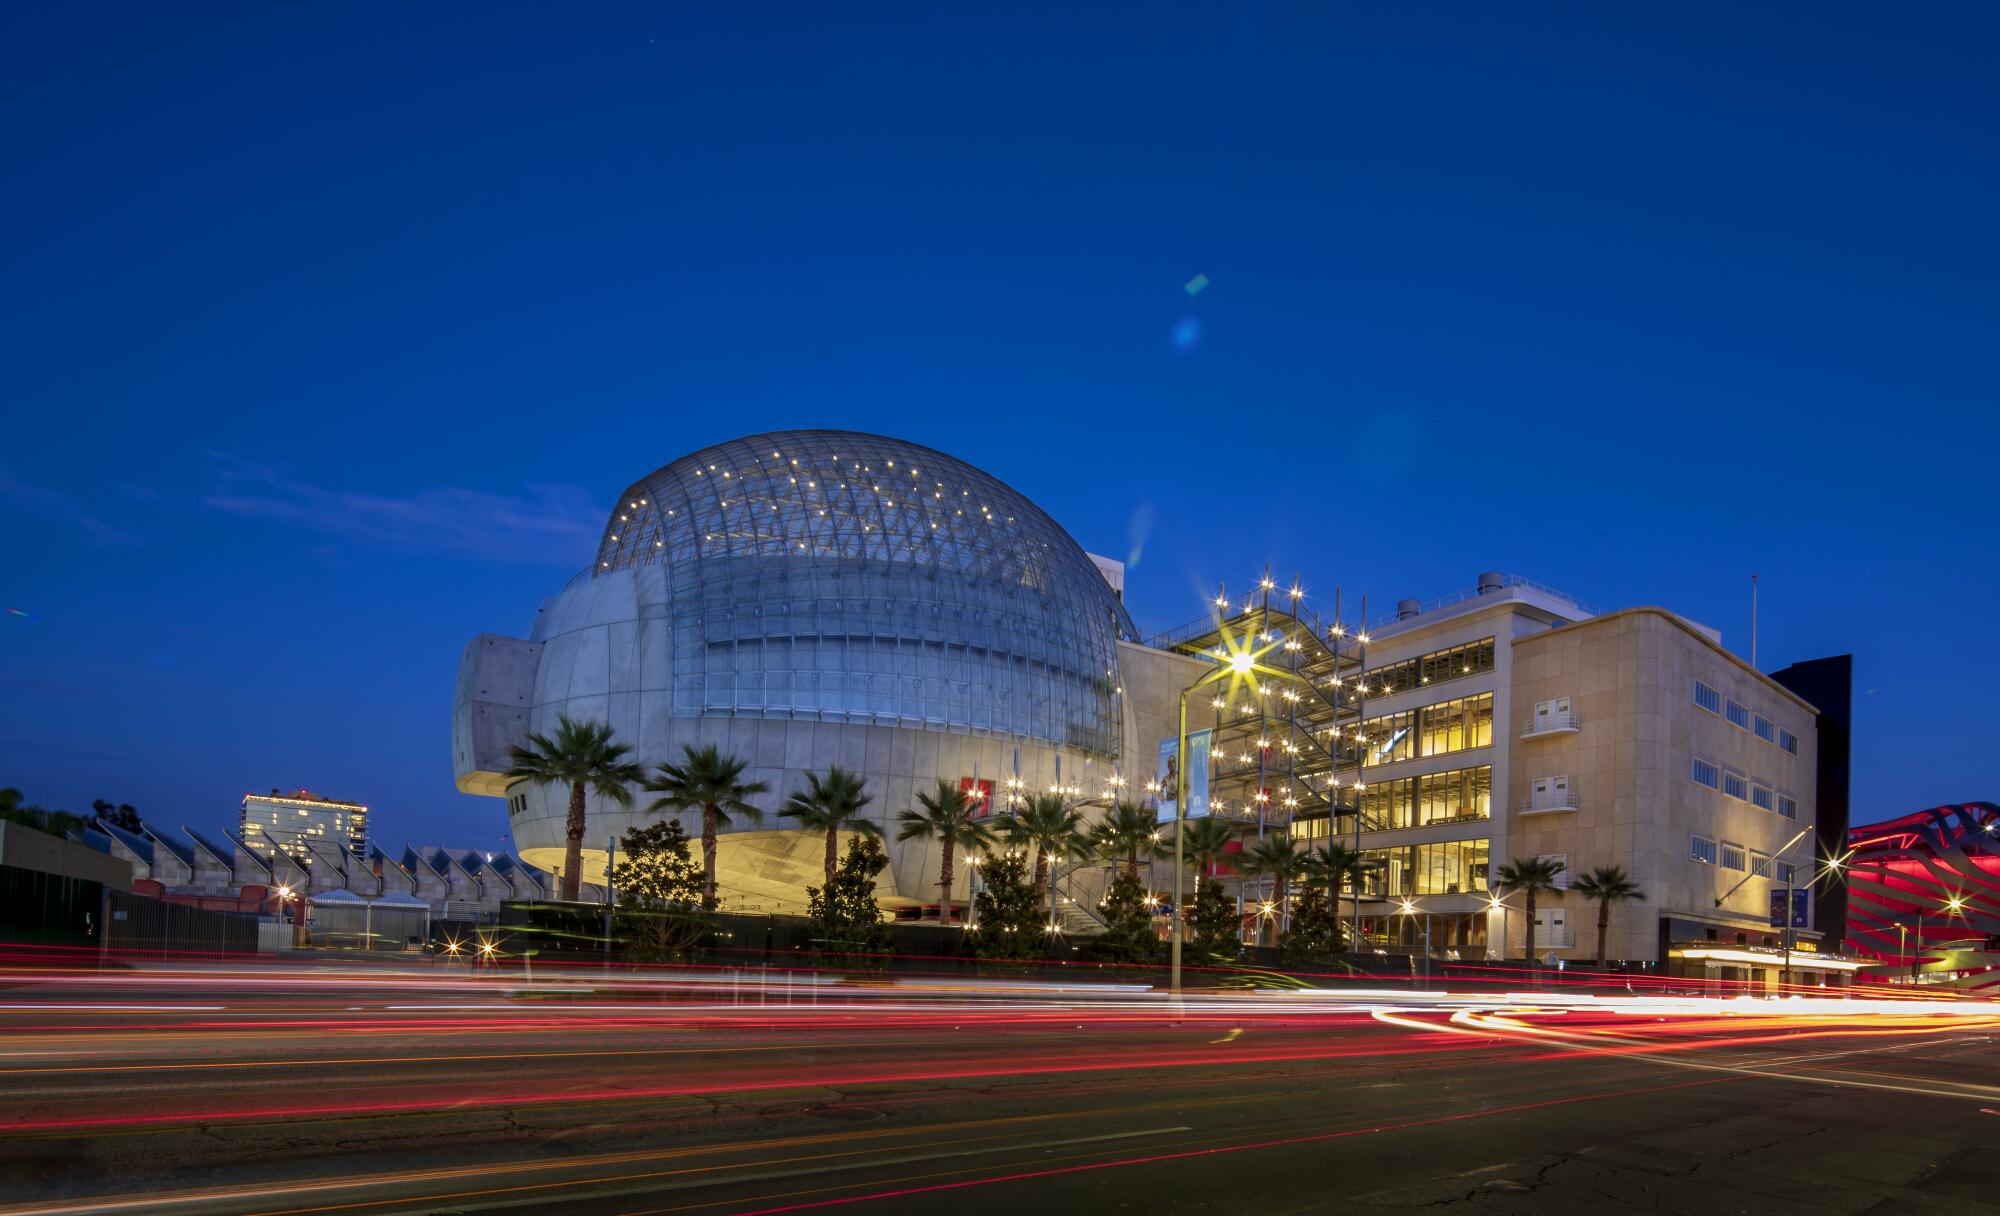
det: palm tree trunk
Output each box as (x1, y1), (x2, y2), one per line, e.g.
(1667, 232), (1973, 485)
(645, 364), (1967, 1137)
(1524, 892), (1538, 965)
(702, 805), (719, 910)
(938, 840), (955, 924)
(824, 826), (838, 894)
(1126, 847), (1138, 878)
(1034, 849), (1050, 914)
(1595, 899), (1609, 967)
(561, 780), (587, 901)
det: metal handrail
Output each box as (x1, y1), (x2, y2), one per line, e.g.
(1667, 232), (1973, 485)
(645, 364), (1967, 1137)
(1521, 711), (1581, 736)
(1050, 871), (1109, 932)
(1520, 796), (1579, 814)
(1368, 574), (1597, 631)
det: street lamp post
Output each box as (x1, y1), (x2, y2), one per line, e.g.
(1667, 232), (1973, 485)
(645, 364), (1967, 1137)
(1171, 640), (1280, 996)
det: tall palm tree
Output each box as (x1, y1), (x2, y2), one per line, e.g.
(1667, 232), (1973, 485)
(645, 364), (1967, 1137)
(1091, 801), (1164, 877)
(780, 766), (877, 892)
(1001, 793), (1088, 910)
(1571, 865), (1644, 967)
(504, 716), (643, 901)
(895, 780), (993, 924)
(1301, 842), (1366, 918)
(1236, 833), (1304, 939)
(1175, 816), (1237, 890)
(1493, 856), (1567, 964)
(644, 744), (770, 909)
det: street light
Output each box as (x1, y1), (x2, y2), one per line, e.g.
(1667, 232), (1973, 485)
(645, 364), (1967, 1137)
(1397, 897), (1432, 985)
(1168, 624), (1288, 996)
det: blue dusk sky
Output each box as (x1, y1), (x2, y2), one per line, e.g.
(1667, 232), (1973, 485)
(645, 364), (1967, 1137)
(2, 5), (1994, 850)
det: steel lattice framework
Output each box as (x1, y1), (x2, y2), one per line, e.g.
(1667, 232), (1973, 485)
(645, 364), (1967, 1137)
(1845, 802), (2000, 966)
(586, 430), (1136, 758)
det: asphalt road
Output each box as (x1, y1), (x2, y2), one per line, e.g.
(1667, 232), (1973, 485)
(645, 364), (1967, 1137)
(2, 963), (1998, 1215)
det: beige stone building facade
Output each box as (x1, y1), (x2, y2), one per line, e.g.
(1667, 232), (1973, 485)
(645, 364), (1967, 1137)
(1509, 607), (1820, 965)
(1311, 577), (1830, 971)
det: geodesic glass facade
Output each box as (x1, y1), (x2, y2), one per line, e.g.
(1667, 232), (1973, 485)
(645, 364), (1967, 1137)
(592, 431), (1137, 757)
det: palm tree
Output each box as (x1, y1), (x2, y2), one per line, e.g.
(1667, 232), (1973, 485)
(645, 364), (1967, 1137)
(1175, 817), (1237, 890)
(895, 780), (994, 924)
(1001, 794), (1088, 910)
(644, 744), (770, 909)
(1091, 801), (1164, 877)
(1571, 865), (1644, 967)
(1301, 842), (1366, 918)
(504, 716), (643, 901)
(1236, 833), (1304, 940)
(1493, 856), (1567, 964)
(780, 766), (877, 892)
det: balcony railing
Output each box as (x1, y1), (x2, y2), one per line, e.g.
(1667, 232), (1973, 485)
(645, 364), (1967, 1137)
(1520, 795), (1578, 816)
(1521, 710), (1580, 738)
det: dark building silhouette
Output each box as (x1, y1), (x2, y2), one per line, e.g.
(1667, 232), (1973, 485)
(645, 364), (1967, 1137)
(1769, 655), (1853, 944)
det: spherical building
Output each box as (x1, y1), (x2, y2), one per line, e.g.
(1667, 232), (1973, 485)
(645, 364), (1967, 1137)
(453, 430), (1152, 912)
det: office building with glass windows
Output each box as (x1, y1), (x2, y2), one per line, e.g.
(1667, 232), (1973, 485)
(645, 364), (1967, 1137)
(240, 789), (369, 860)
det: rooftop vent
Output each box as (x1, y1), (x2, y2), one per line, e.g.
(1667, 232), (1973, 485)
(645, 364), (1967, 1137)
(1397, 598), (1421, 620)
(1477, 571), (1504, 595)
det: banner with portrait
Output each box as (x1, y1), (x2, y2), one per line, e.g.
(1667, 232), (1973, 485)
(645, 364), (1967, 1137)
(1155, 729), (1210, 824)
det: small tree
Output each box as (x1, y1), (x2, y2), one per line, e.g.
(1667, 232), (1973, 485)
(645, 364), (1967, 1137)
(895, 780), (992, 925)
(1280, 875), (1348, 962)
(1186, 879), (1241, 961)
(505, 716), (643, 901)
(1236, 833), (1304, 942)
(1088, 868), (1163, 964)
(969, 851), (1043, 960)
(608, 820), (707, 962)
(807, 836), (892, 966)
(643, 744), (769, 910)
(1001, 794), (1089, 911)
(1571, 865), (1644, 967)
(1091, 801), (1164, 877)
(781, 766), (877, 895)
(1175, 816), (1237, 889)
(1493, 856), (1567, 964)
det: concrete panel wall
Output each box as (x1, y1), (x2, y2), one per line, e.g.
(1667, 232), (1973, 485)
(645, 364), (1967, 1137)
(453, 633), (545, 796)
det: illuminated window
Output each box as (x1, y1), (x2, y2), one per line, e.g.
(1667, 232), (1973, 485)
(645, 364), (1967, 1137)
(1354, 638), (1495, 697)
(1691, 835), (1718, 865)
(1693, 681), (1722, 714)
(1691, 758), (1720, 789)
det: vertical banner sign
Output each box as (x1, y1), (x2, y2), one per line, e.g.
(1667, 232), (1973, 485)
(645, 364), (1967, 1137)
(960, 777), (994, 819)
(1155, 729), (1211, 824)
(1768, 888), (1809, 928)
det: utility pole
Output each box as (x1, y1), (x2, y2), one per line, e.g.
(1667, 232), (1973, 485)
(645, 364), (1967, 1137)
(603, 835), (617, 971)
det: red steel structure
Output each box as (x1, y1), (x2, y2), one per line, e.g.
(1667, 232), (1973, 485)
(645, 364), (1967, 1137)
(1846, 802), (2000, 978)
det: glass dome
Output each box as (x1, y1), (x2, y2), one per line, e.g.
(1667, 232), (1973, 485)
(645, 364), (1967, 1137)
(592, 431), (1137, 757)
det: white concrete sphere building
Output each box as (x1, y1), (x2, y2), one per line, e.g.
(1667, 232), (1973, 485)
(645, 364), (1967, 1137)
(453, 430), (1144, 913)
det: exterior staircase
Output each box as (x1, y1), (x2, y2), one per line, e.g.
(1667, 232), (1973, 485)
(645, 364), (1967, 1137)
(1050, 874), (1108, 937)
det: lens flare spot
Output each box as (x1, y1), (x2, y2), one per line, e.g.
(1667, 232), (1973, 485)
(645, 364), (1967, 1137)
(1171, 317), (1201, 352)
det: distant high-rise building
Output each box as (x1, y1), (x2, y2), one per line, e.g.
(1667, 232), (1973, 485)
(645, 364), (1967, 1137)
(240, 789), (368, 859)
(1769, 654), (1854, 944)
